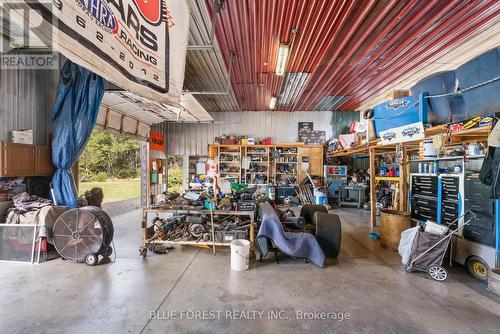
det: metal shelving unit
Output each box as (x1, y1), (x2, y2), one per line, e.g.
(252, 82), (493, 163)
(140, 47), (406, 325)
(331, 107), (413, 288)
(140, 209), (255, 258)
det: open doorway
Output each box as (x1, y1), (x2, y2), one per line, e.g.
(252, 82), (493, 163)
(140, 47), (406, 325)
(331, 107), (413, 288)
(78, 129), (141, 215)
(167, 155), (184, 193)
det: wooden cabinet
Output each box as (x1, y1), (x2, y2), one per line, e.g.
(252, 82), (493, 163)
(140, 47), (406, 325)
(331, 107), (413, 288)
(297, 147), (310, 182)
(297, 146), (324, 180)
(0, 141), (54, 177)
(309, 146), (324, 177)
(1, 142), (35, 176)
(35, 145), (55, 175)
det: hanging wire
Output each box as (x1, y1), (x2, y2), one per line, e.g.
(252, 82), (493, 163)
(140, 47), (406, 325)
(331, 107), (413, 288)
(370, 75), (499, 120)
(423, 75), (500, 99)
(461, 75), (500, 92)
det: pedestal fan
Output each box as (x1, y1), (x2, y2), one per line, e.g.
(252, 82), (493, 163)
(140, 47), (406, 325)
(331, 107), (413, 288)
(52, 206), (114, 266)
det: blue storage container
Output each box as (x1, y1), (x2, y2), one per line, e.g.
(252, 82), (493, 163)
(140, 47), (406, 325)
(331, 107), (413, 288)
(372, 96), (427, 136)
(456, 47), (500, 118)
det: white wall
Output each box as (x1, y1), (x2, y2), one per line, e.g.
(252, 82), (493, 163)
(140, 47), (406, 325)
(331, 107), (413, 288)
(154, 111), (335, 156)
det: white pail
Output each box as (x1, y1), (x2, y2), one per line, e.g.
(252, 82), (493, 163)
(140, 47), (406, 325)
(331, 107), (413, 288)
(423, 140), (437, 158)
(230, 239), (250, 271)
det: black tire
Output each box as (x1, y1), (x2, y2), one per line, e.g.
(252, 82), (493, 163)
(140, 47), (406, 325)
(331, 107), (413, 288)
(85, 253), (98, 266)
(300, 204), (328, 225)
(363, 109), (374, 119)
(466, 256), (489, 281)
(313, 212), (341, 258)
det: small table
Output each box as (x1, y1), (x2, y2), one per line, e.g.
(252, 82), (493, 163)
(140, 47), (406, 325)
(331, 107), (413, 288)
(338, 186), (366, 208)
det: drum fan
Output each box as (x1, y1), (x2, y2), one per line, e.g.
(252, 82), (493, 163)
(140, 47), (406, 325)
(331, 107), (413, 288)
(52, 206), (114, 266)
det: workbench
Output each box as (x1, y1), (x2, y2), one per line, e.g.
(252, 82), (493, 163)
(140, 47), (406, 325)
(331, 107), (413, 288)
(338, 185), (366, 208)
(140, 208), (255, 258)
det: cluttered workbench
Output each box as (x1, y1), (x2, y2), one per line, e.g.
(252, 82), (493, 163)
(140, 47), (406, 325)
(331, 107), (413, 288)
(140, 137), (259, 258)
(139, 208), (255, 258)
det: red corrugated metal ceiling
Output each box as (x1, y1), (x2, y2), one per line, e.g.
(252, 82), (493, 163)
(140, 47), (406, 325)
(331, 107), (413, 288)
(207, 0), (500, 111)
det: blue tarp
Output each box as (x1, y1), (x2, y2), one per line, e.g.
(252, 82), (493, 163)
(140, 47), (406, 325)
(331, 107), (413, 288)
(257, 202), (325, 267)
(51, 60), (104, 207)
(410, 71), (466, 124)
(456, 47), (500, 118)
(410, 47), (500, 123)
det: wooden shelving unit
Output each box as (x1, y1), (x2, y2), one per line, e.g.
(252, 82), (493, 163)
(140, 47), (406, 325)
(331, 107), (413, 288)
(148, 152), (167, 207)
(375, 176), (400, 182)
(243, 145), (270, 185)
(273, 146), (299, 186)
(208, 143), (324, 188)
(328, 124), (491, 228)
(217, 145), (242, 183)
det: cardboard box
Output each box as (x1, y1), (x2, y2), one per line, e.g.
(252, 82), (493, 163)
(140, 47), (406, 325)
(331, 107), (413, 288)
(388, 90), (409, 100)
(338, 134), (358, 149)
(10, 129), (33, 144)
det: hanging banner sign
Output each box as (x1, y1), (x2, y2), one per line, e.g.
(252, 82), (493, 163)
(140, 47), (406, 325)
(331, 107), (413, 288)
(379, 121), (425, 145)
(149, 130), (165, 152)
(4, 0), (189, 106)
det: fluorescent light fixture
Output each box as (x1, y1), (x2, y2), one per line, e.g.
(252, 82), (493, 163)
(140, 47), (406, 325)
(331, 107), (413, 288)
(275, 43), (290, 76)
(269, 96), (277, 109)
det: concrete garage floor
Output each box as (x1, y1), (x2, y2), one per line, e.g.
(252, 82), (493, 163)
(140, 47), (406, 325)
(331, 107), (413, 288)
(1, 208), (500, 334)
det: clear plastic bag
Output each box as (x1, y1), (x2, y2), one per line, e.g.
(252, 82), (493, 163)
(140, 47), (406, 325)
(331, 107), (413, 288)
(398, 227), (419, 265)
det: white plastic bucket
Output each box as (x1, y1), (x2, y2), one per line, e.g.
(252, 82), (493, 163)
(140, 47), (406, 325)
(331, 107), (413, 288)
(230, 239), (250, 271)
(423, 140), (437, 158)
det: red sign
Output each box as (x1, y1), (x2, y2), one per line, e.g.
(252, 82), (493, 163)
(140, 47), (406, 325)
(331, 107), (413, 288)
(150, 131), (165, 152)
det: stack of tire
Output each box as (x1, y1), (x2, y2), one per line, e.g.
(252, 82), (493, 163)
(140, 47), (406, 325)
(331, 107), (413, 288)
(300, 205), (341, 259)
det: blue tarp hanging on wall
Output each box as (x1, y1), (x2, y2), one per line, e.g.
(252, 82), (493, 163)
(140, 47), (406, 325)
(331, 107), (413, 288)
(51, 60), (104, 208)
(410, 47), (500, 123)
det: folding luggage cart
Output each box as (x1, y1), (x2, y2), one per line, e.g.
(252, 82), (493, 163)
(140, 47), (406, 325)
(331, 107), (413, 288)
(405, 211), (476, 281)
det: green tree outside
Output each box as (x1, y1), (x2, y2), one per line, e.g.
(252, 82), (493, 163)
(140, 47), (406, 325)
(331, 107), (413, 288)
(79, 129), (185, 196)
(80, 129), (140, 181)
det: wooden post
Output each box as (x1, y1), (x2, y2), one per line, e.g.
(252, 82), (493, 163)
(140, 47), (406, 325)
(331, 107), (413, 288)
(210, 206), (216, 255)
(146, 141), (151, 208)
(141, 209), (147, 258)
(210, 183), (216, 255)
(249, 214), (255, 258)
(369, 147), (377, 228)
(399, 144), (408, 212)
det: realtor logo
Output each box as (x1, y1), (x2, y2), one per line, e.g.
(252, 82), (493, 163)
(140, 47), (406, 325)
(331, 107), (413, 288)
(1, 1), (55, 53)
(0, 1), (58, 69)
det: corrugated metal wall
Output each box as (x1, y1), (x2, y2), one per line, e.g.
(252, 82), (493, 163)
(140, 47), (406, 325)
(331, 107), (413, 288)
(331, 111), (360, 138)
(154, 111), (349, 156)
(0, 67), (59, 145)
